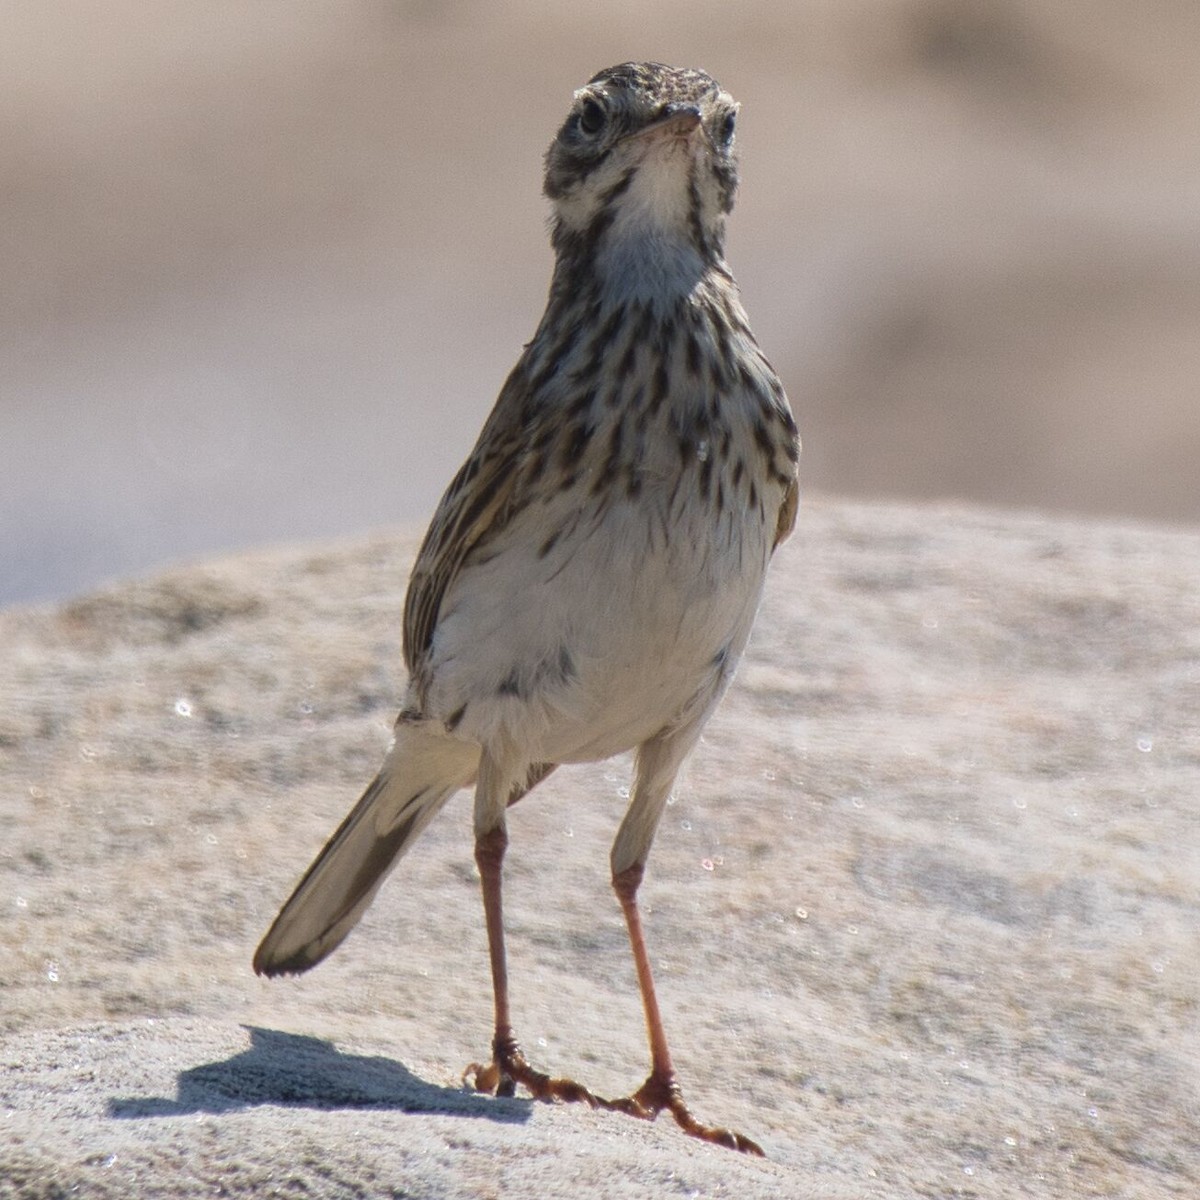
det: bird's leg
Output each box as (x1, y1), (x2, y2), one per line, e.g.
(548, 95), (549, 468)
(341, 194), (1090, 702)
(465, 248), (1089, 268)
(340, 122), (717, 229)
(464, 821), (518, 1097)
(463, 820), (599, 1108)
(606, 861), (764, 1156)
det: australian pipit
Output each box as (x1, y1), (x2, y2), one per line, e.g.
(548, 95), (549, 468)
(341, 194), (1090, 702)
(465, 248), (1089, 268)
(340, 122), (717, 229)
(254, 61), (799, 1155)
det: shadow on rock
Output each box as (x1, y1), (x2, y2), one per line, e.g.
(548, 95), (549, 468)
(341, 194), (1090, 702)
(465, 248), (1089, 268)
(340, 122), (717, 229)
(107, 1025), (529, 1124)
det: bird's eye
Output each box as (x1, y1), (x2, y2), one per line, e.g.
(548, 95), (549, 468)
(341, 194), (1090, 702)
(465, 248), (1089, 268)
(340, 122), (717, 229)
(719, 110), (737, 147)
(578, 97), (606, 136)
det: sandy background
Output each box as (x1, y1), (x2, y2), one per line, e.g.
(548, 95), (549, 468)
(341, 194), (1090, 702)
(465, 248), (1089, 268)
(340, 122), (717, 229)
(2, 496), (1198, 1197)
(4, 0), (1200, 607)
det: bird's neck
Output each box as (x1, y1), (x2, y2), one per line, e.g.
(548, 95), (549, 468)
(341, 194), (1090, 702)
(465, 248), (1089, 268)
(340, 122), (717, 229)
(600, 233), (708, 309)
(549, 231), (727, 320)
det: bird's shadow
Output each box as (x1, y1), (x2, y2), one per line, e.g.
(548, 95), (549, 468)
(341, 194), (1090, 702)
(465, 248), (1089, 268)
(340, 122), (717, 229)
(107, 1025), (529, 1126)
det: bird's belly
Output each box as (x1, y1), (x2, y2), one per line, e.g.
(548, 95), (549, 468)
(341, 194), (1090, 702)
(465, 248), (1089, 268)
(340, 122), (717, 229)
(422, 486), (770, 764)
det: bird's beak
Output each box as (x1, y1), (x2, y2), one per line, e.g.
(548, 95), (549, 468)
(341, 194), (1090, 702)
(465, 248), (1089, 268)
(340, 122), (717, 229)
(627, 103), (703, 142)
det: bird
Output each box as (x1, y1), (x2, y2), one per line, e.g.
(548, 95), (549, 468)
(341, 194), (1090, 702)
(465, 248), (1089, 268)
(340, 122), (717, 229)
(254, 61), (799, 1156)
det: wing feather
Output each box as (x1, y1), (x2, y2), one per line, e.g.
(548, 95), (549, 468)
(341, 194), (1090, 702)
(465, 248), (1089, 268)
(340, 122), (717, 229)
(773, 475), (799, 552)
(402, 364), (533, 675)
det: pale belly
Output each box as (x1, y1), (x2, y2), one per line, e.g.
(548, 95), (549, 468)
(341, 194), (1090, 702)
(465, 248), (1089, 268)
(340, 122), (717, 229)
(419, 484), (772, 765)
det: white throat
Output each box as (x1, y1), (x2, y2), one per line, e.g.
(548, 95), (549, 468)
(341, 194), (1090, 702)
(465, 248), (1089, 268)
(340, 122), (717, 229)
(596, 143), (706, 307)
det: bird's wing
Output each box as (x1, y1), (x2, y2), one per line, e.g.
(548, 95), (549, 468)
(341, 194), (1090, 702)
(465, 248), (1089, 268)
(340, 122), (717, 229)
(773, 475), (799, 552)
(402, 363), (533, 676)
(401, 365), (558, 794)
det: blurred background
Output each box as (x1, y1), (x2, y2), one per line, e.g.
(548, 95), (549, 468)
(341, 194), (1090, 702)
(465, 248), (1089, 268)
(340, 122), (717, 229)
(3, 0), (1198, 607)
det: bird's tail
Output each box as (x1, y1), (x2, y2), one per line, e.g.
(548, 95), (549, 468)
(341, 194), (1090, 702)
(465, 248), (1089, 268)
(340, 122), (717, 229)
(253, 724), (477, 977)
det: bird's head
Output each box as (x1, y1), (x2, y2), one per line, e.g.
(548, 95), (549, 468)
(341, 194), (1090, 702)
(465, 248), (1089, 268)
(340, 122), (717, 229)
(544, 63), (740, 286)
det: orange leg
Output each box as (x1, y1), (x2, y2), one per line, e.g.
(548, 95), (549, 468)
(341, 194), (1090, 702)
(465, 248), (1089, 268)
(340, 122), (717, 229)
(464, 826), (762, 1155)
(608, 862), (764, 1156)
(464, 823), (598, 1107)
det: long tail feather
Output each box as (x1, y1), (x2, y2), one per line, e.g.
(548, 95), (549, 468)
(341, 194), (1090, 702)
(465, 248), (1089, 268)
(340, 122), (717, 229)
(253, 726), (477, 976)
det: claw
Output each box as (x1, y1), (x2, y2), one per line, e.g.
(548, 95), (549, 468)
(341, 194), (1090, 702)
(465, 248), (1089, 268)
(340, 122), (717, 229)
(465, 1033), (600, 1108)
(602, 1071), (765, 1156)
(463, 1059), (503, 1094)
(466, 1038), (762, 1155)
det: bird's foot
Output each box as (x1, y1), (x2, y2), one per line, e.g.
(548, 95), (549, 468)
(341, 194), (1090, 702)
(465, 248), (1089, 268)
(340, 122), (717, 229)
(465, 1036), (762, 1155)
(464, 1029), (600, 1107)
(601, 1071), (764, 1156)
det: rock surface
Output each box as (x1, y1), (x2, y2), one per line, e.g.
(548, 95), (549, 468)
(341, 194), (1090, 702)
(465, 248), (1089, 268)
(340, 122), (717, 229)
(2, 497), (1198, 1198)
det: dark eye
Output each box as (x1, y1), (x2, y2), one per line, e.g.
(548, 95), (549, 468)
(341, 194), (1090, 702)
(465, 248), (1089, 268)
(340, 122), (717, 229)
(719, 110), (736, 146)
(578, 97), (606, 135)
